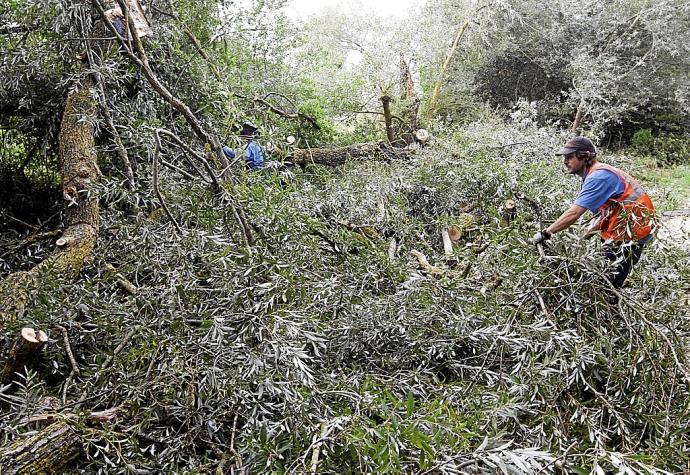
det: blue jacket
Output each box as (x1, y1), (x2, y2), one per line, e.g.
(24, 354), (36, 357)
(245, 140), (265, 170)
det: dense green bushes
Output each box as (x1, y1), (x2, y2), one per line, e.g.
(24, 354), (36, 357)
(631, 128), (690, 167)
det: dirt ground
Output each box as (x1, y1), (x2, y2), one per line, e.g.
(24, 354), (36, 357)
(658, 208), (690, 252)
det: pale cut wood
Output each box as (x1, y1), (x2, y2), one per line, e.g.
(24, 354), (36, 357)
(411, 250), (445, 275)
(448, 226), (462, 242)
(415, 129), (429, 143)
(388, 238), (397, 260)
(442, 228), (453, 255)
(501, 199), (517, 226)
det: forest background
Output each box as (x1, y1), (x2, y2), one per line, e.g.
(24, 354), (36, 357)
(1, 0), (689, 473)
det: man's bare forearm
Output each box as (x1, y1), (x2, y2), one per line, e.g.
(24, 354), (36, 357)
(545, 204), (587, 235)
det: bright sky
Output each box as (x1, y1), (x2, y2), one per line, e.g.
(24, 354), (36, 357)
(285, 0), (424, 20)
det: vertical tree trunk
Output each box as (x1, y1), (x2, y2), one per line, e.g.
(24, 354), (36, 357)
(397, 56), (420, 146)
(380, 95), (396, 145)
(427, 20), (471, 115)
(571, 99), (585, 130)
(427, 6), (486, 117)
(400, 55), (415, 101)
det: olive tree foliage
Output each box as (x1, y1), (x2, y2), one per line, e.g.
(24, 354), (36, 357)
(0, 0), (235, 171)
(420, 0), (690, 139)
(565, 0), (690, 138)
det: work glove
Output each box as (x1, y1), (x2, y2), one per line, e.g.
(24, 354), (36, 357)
(528, 229), (551, 246)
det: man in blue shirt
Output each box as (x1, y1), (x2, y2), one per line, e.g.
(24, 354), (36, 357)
(530, 136), (655, 289)
(240, 121), (265, 170)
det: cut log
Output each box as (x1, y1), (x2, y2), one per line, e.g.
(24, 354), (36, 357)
(1, 328), (49, 383)
(415, 129), (429, 144)
(0, 422), (81, 474)
(448, 213), (476, 241)
(448, 226), (462, 242)
(289, 142), (411, 167)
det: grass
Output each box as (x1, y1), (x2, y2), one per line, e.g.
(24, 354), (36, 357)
(630, 156), (690, 209)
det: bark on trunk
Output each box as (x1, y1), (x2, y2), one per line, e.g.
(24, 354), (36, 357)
(0, 422), (81, 474)
(1, 328), (49, 383)
(380, 95), (396, 145)
(400, 55), (415, 101)
(571, 99), (585, 131)
(396, 56), (420, 146)
(0, 78), (99, 321)
(289, 142), (411, 167)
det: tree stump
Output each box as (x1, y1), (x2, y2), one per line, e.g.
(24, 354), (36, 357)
(0, 422), (81, 474)
(1, 328), (49, 383)
(501, 199), (517, 226)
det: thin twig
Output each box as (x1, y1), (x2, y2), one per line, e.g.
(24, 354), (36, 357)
(54, 325), (80, 377)
(100, 327), (137, 370)
(152, 129), (183, 235)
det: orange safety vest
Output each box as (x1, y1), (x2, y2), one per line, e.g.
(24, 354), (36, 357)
(586, 162), (655, 242)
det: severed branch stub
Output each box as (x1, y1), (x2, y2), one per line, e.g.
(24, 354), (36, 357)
(441, 228), (453, 256)
(1, 328), (49, 383)
(104, 263), (138, 294)
(501, 199), (517, 227)
(410, 250), (445, 275)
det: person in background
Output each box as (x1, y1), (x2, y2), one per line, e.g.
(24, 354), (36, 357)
(240, 121), (265, 170)
(530, 136), (656, 289)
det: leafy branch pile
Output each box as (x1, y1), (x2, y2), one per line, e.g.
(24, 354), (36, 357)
(2, 122), (689, 473)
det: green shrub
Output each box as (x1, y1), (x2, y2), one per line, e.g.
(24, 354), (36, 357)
(631, 129), (690, 167)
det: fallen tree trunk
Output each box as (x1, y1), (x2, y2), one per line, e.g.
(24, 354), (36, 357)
(0, 422), (81, 474)
(1, 328), (49, 383)
(289, 142), (412, 167)
(20, 406), (126, 427)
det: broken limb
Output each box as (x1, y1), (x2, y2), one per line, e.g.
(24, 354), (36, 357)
(0, 422), (82, 474)
(410, 250), (445, 275)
